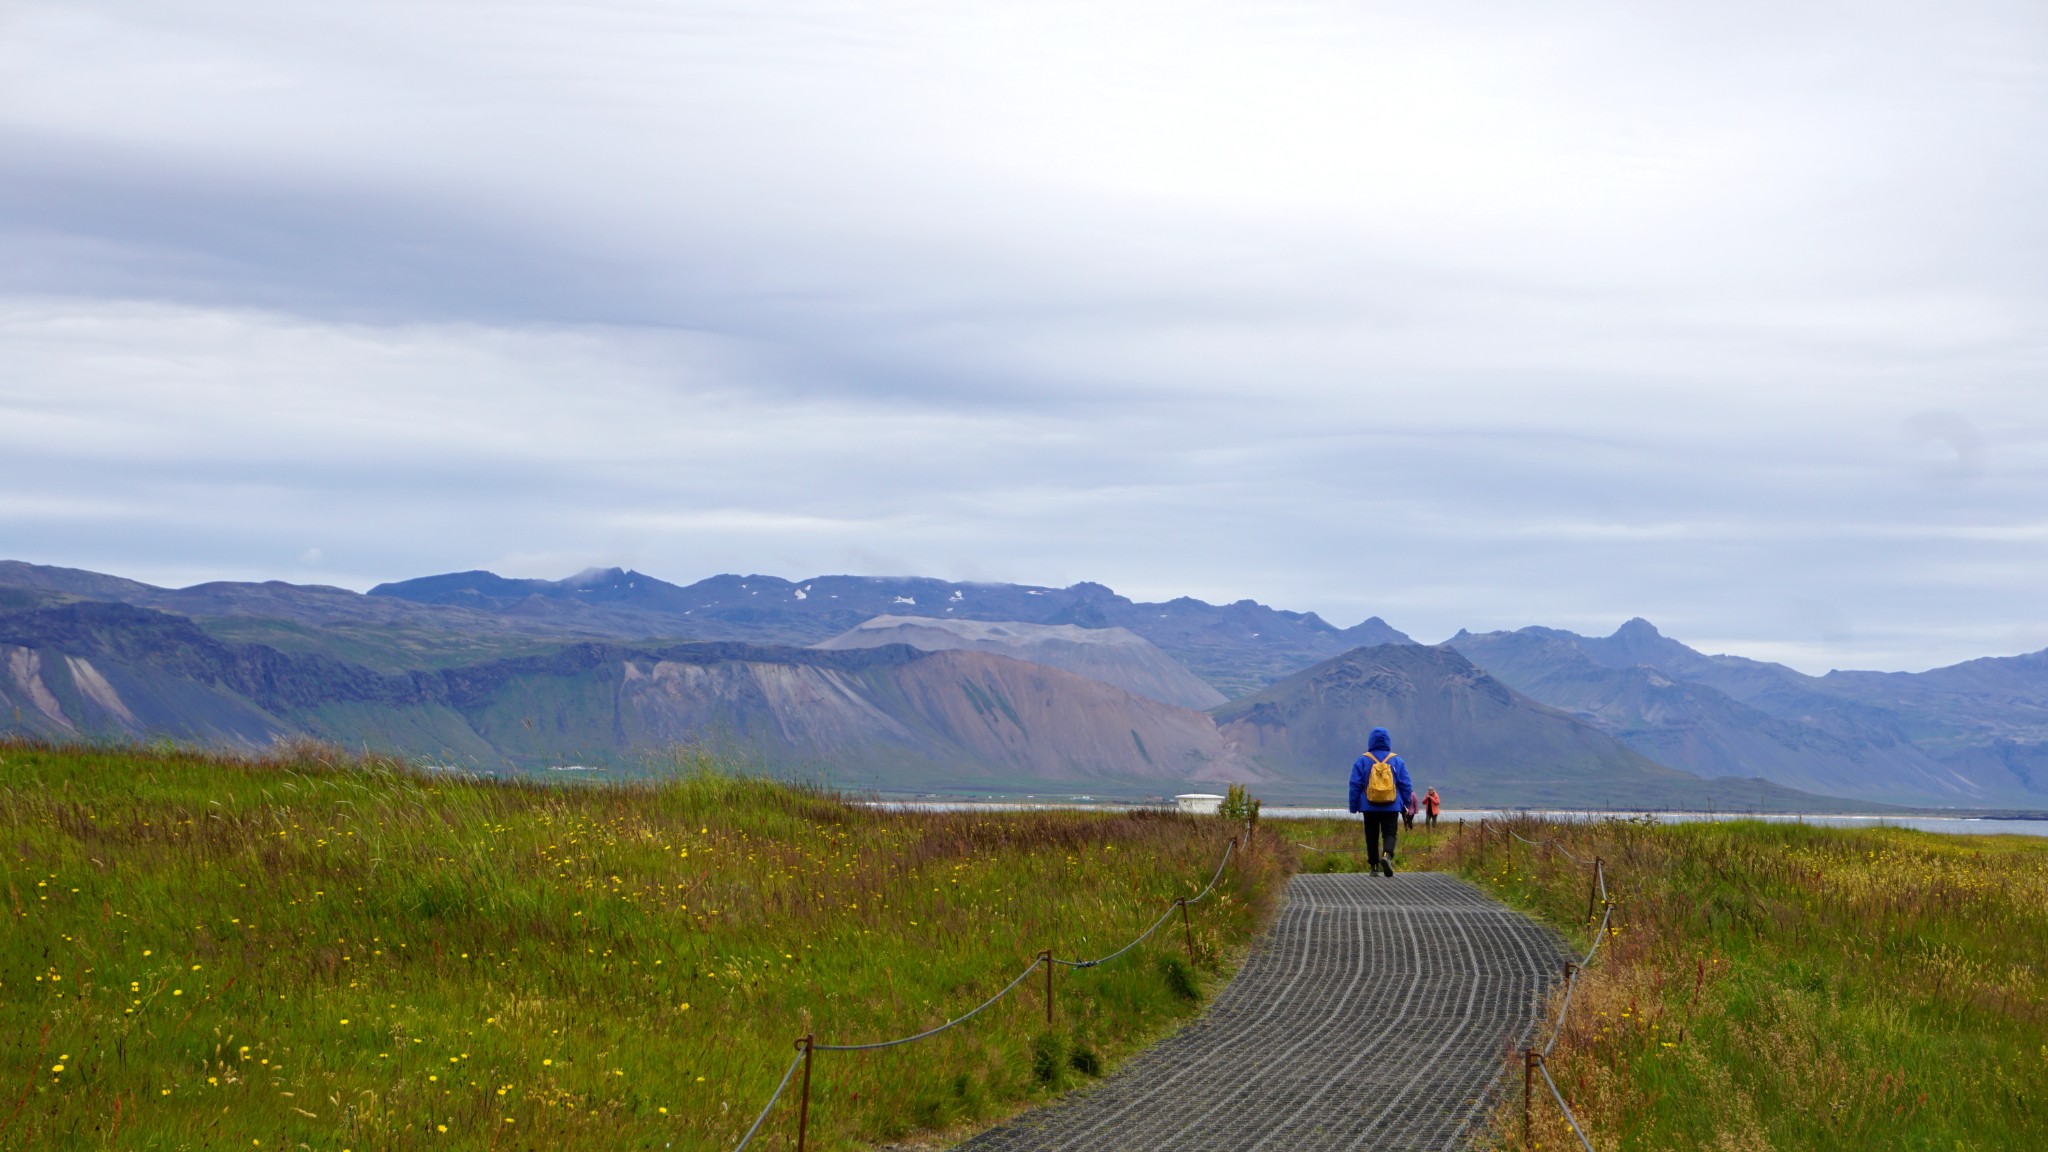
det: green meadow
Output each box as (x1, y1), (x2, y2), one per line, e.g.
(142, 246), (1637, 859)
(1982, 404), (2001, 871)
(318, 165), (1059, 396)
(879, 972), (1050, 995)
(15, 741), (2044, 1152)
(0, 743), (1282, 1151)
(1436, 817), (2048, 1152)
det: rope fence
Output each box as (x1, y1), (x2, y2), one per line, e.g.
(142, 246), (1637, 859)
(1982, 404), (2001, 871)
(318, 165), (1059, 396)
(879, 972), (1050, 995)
(1479, 819), (1611, 1152)
(735, 817), (1602, 1150)
(729, 1049), (807, 1152)
(731, 832), (1245, 1151)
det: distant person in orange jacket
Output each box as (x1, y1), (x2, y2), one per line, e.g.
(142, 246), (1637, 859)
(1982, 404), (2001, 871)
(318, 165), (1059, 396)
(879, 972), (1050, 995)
(1423, 788), (1441, 829)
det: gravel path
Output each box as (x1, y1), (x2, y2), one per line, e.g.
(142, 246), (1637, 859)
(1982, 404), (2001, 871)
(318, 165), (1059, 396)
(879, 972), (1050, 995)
(959, 872), (1568, 1152)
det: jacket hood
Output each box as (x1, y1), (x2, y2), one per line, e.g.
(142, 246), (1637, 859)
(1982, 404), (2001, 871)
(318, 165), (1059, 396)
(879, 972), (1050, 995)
(1368, 727), (1392, 752)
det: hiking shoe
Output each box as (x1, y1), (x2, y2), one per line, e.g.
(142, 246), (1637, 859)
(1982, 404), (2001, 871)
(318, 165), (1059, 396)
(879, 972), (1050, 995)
(1382, 854), (1396, 877)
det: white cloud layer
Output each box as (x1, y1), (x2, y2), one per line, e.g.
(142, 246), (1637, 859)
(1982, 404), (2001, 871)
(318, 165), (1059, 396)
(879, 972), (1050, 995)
(3, 0), (2046, 672)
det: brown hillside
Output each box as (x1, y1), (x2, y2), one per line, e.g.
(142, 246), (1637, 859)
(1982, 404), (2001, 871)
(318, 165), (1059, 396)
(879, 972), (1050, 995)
(593, 647), (1261, 789)
(1214, 644), (1860, 810)
(816, 615), (1228, 710)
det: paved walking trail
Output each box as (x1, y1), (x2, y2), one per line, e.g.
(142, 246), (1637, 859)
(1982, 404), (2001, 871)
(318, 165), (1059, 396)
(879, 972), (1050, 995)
(961, 872), (1568, 1152)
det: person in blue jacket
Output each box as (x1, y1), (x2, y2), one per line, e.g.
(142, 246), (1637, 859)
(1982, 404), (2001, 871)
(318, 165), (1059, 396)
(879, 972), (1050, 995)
(1348, 726), (1414, 877)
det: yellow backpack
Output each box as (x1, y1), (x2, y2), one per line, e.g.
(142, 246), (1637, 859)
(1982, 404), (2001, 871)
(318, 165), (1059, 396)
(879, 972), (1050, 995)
(1365, 751), (1397, 804)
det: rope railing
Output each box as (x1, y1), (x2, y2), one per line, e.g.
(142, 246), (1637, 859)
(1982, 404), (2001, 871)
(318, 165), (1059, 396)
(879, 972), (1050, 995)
(1538, 1060), (1599, 1152)
(1054, 835), (1235, 969)
(1479, 820), (1610, 1152)
(1498, 823), (1596, 867)
(813, 957), (1051, 1052)
(730, 833), (1243, 1151)
(729, 1049), (806, 1152)
(1047, 901), (1179, 970)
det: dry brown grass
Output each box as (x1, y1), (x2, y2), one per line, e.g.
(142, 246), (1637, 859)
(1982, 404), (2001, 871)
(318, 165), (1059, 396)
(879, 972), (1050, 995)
(1428, 816), (2048, 1152)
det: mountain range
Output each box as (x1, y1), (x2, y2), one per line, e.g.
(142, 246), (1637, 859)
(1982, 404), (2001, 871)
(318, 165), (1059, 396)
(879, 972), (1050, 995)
(0, 561), (1411, 696)
(365, 568), (1414, 698)
(0, 595), (1251, 794)
(1213, 644), (1850, 810)
(3, 559), (2046, 811)
(1445, 621), (2039, 807)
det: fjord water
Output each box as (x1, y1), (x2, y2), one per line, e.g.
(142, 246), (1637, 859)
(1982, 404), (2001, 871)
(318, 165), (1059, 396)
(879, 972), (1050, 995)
(865, 801), (2048, 837)
(1265, 807), (2048, 837)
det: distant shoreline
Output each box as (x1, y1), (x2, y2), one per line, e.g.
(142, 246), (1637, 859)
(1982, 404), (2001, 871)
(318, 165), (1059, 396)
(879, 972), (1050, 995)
(856, 799), (2048, 832)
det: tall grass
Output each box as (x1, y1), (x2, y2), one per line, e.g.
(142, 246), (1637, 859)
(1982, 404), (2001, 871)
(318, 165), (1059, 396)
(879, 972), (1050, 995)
(1287, 814), (1454, 872)
(0, 742), (1283, 1150)
(1434, 818), (2048, 1151)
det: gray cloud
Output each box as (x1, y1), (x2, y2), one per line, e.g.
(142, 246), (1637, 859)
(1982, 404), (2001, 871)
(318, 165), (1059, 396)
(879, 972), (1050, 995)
(2, 0), (2047, 673)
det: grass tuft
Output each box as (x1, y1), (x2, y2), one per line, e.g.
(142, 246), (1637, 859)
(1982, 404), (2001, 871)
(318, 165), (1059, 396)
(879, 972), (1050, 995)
(1156, 954), (1201, 1003)
(1029, 1032), (1068, 1088)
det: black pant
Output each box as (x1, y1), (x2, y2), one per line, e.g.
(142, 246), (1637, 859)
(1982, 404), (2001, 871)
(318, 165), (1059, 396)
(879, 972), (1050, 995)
(1362, 811), (1399, 864)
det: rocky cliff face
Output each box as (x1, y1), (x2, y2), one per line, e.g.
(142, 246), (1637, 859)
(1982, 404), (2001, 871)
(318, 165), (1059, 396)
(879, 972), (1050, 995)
(815, 615), (1228, 710)
(454, 646), (1258, 789)
(864, 648), (1252, 783)
(0, 596), (1255, 794)
(1, 638), (293, 747)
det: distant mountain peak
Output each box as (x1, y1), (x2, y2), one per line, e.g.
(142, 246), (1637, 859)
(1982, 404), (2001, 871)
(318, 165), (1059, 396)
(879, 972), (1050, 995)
(1040, 599), (1113, 629)
(563, 566), (629, 586)
(1341, 616), (1413, 645)
(1612, 617), (1665, 639)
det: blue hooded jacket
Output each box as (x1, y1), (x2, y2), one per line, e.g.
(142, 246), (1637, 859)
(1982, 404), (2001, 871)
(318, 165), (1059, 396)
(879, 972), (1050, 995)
(1348, 727), (1414, 814)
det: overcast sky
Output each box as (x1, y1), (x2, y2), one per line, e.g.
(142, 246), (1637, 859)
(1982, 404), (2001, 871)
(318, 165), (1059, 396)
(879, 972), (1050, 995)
(4, 1), (2047, 673)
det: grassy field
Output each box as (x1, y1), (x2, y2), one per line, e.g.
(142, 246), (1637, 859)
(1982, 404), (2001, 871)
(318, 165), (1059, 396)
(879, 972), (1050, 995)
(1427, 817), (2048, 1152)
(1288, 815), (1455, 874)
(0, 742), (1284, 1151)
(19, 739), (2039, 1152)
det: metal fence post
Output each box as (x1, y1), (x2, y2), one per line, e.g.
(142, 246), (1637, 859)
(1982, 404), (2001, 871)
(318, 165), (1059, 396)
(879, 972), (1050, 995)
(795, 1034), (814, 1152)
(1178, 897), (1195, 963)
(1040, 949), (1054, 1026)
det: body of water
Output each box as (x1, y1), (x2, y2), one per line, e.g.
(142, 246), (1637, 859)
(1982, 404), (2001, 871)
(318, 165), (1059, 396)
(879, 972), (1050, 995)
(862, 801), (2048, 838)
(1265, 807), (2048, 838)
